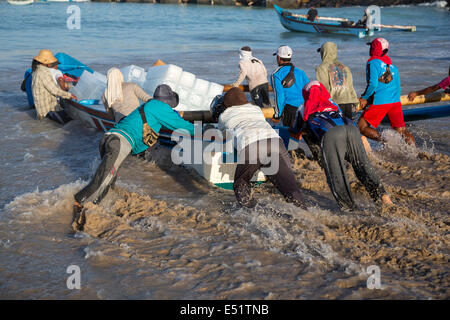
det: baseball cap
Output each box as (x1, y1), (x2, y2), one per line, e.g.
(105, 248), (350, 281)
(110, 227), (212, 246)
(273, 45), (293, 59)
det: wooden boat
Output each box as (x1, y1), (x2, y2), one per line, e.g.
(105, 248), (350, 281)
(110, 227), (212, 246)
(274, 5), (375, 38)
(7, 0), (34, 5)
(274, 5), (416, 37)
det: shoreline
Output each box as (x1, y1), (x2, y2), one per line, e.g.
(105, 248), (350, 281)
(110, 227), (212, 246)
(90, 0), (449, 9)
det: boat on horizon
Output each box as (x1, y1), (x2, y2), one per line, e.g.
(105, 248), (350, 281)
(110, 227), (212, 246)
(7, 0), (34, 5)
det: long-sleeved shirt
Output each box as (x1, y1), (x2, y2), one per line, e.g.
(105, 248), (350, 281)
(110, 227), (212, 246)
(231, 58), (269, 91)
(31, 65), (72, 120)
(271, 64), (309, 118)
(218, 103), (280, 153)
(109, 99), (195, 155)
(103, 82), (151, 122)
(315, 42), (358, 105)
(361, 59), (401, 105)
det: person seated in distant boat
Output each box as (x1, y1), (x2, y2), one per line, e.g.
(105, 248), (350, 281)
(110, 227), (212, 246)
(31, 49), (77, 124)
(356, 8), (371, 27)
(103, 68), (152, 122)
(211, 87), (307, 209)
(291, 81), (393, 211)
(72, 84), (196, 231)
(231, 46), (272, 109)
(407, 66), (450, 101)
(307, 7), (318, 22)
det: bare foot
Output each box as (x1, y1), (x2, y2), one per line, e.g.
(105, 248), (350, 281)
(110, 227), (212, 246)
(381, 194), (393, 205)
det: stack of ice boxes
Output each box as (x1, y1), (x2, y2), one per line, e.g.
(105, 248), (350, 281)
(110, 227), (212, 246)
(120, 65), (147, 88)
(69, 70), (107, 101)
(143, 64), (224, 112)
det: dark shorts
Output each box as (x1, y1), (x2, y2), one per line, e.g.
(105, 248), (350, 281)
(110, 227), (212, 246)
(250, 83), (271, 109)
(281, 104), (298, 127)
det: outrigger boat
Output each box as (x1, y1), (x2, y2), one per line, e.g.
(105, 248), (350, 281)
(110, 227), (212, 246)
(274, 5), (416, 38)
(23, 54), (449, 189)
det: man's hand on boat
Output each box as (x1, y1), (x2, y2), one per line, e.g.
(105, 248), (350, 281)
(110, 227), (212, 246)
(70, 94), (78, 101)
(358, 97), (368, 110)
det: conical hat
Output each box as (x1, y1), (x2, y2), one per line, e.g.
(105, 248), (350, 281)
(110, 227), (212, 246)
(34, 49), (58, 65)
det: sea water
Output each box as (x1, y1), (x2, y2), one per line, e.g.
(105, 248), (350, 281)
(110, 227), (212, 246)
(0, 2), (449, 299)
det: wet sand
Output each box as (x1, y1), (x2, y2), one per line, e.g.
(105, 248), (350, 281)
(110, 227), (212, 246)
(65, 132), (449, 299)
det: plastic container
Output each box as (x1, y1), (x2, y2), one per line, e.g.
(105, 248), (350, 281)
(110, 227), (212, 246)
(69, 70), (106, 100)
(144, 64), (182, 96)
(188, 78), (210, 110)
(120, 65), (146, 87)
(202, 82), (225, 110)
(174, 71), (194, 103)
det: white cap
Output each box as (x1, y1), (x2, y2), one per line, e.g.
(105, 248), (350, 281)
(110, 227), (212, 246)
(273, 45), (293, 59)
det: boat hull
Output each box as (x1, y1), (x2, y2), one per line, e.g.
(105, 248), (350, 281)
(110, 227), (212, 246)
(7, 0), (34, 5)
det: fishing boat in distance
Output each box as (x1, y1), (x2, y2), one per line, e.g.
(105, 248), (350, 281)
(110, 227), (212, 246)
(274, 5), (416, 38)
(7, 0), (34, 5)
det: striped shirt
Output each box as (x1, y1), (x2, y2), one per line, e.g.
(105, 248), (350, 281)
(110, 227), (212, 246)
(32, 65), (72, 120)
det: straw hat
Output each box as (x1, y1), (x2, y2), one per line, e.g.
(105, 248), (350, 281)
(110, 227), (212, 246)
(34, 49), (58, 65)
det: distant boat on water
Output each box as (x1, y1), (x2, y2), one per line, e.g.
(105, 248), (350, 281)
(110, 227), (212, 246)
(7, 0), (34, 5)
(274, 5), (416, 38)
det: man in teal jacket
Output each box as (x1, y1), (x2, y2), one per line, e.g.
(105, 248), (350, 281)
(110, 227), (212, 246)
(72, 84), (195, 230)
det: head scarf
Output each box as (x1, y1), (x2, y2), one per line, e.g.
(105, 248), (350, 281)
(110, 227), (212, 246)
(239, 47), (253, 61)
(302, 81), (339, 121)
(368, 38), (392, 65)
(104, 68), (124, 108)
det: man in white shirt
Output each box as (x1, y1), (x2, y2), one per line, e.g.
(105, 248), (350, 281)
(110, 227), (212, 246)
(215, 87), (307, 209)
(231, 46), (271, 109)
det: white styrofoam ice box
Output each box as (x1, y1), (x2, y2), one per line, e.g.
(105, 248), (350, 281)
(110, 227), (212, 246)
(144, 64), (183, 96)
(120, 65), (146, 87)
(70, 70), (106, 100)
(188, 78), (210, 110)
(176, 71), (196, 102)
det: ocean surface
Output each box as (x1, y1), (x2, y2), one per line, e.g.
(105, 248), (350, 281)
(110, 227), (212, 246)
(0, 2), (449, 299)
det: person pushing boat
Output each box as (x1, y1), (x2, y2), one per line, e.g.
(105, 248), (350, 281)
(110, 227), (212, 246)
(211, 87), (307, 209)
(358, 38), (415, 146)
(72, 84), (195, 231)
(292, 81), (393, 211)
(271, 45), (310, 127)
(103, 67), (152, 122)
(231, 46), (272, 109)
(31, 49), (77, 124)
(407, 66), (450, 101)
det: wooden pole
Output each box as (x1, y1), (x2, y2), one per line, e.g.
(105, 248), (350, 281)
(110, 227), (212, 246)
(374, 24), (416, 32)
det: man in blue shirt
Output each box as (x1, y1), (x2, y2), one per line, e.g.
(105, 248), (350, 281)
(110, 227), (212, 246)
(72, 84), (195, 231)
(271, 45), (310, 127)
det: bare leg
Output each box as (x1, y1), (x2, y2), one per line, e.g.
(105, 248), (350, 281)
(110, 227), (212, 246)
(358, 116), (384, 142)
(394, 127), (416, 146)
